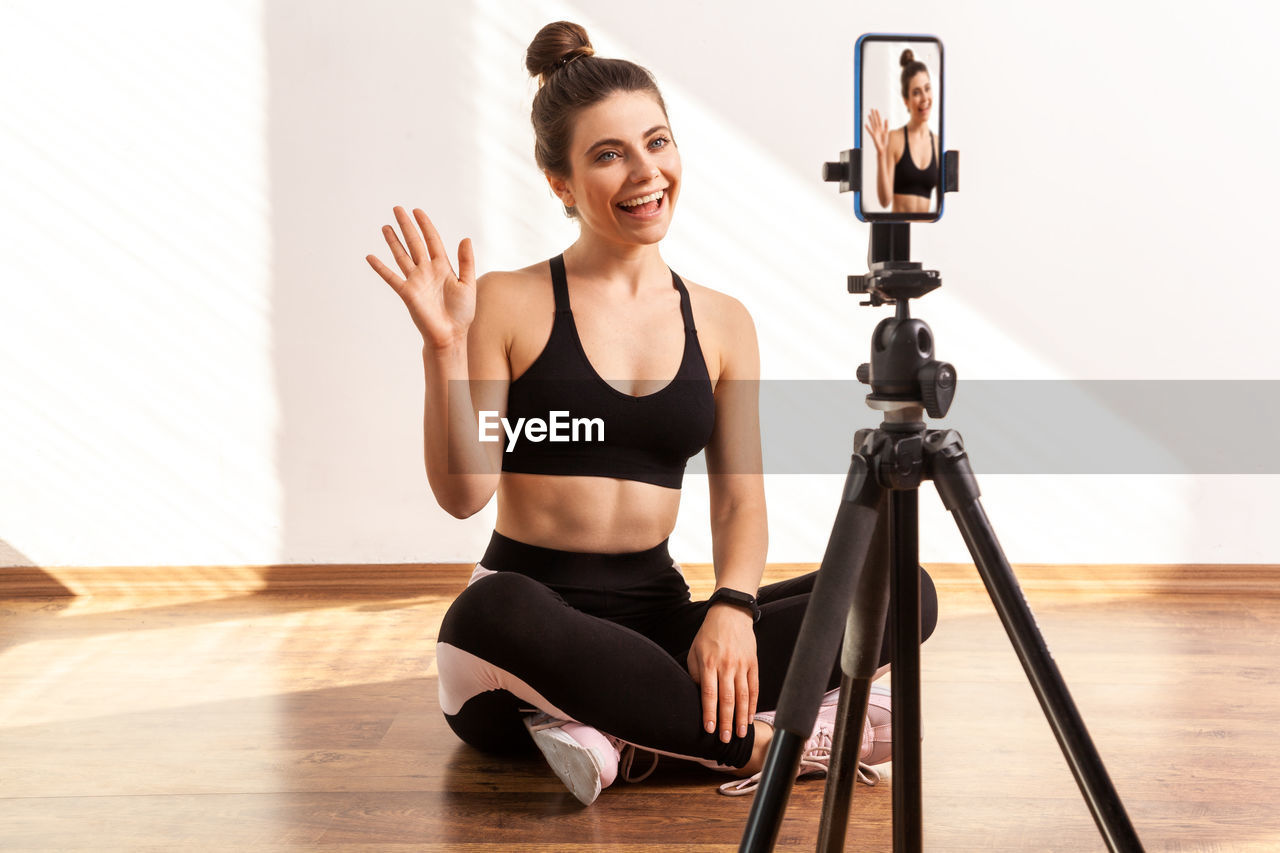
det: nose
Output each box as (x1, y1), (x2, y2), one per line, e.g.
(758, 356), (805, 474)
(630, 152), (660, 182)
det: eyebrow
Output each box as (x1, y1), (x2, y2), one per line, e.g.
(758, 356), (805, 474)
(585, 125), (671, 154)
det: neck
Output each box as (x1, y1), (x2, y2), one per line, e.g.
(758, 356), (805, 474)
(562, 233), (668, 297)
(906, 117), (929, 135)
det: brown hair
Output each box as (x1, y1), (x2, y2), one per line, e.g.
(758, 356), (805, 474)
(525, 21), (669, 218)
(899, 49), (929, 100)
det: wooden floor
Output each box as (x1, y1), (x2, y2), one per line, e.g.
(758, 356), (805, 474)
(1, 562), (1278, 852)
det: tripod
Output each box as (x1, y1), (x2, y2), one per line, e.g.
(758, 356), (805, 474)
(737, 222), (1145, 852)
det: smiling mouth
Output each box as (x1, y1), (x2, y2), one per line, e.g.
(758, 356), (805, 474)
(616, 188), (666, 217)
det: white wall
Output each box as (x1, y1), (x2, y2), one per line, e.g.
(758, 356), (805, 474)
(2, 0), (1277, 569)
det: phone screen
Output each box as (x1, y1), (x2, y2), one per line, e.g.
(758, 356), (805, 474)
(855, 34), (945, 222)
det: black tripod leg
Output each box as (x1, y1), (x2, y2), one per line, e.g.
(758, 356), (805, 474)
(740, 454), (885, 853)
(929, 430), (1146, 853)
(889, 490), (924, 853)
(817, 504), (892, 852)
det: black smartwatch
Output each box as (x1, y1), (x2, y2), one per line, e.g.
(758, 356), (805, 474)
(708, 588), (761, 623)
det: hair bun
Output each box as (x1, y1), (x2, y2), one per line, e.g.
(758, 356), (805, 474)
(900, 48), (916, 67)
(527, 21), (595, 86)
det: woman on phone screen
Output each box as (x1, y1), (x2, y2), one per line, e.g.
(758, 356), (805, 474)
(865, 49), (939, 214)
(366, 21), (937, 805)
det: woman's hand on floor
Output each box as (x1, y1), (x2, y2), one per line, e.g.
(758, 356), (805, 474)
(688, 605), (759, 743)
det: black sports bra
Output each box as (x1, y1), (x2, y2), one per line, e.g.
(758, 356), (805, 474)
(498, 255), (716, 489)
(893, 126), (938, 199)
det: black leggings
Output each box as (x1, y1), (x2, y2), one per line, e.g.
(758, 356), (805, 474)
(436, 530), (937, 769)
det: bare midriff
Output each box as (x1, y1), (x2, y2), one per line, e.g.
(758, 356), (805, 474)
(495, 472), (681, 553)
(892, 193), (933, 214)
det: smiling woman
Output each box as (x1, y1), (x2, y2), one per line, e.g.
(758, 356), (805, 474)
(542, 89), (680, 243)
(865, 48), (940, 214)
(363, 20), (937, 807)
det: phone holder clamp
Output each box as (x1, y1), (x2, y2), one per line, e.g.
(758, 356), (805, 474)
(821, 149), (961, 194)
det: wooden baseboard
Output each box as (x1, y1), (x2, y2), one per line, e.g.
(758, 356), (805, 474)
(921, 562), (1280, 597)
(0, 564), (452, 599)
(2, 561), (1277, 599)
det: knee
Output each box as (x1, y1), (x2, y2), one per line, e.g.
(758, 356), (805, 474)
(438, 571), (551, 650)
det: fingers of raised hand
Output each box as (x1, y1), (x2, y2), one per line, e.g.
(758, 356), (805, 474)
(381, 223), (416, 278)
(457, 237), (475, 287)
(392, 206), (431, 267)
(413, 208), (450, 267)
(868, 110), (886, 136)
(365, 253), (404, 291)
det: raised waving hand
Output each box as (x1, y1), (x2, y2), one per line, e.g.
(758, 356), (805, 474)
(366, 206), (476, 350)
(864, 108), (890, 154)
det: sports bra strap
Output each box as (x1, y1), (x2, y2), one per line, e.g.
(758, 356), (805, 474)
(548, 254), (572, 314)
(549, 254), (696, 332)
(672, 272), (697, 333)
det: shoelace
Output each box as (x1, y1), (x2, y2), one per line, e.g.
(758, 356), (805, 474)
(618, 741), (660, 783)
(717, 729), (882, 797)
(524, 713), (567, 734)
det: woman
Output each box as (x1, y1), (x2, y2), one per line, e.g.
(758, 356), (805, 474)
(865, 49), (939, 214)
(365, 21), (937, 805)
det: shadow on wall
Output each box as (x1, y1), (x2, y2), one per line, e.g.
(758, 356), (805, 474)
(0, 539), (72, 597)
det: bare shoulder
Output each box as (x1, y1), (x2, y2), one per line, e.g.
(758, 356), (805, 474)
(472, 261), (557, 378)
(475, 261), (547, 305)
(679, 276), (758, 382)
(681, 276), (755, 337)
(473, 261), (553, 326)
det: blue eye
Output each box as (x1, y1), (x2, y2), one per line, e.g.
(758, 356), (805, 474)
(595, 137), (672, 163)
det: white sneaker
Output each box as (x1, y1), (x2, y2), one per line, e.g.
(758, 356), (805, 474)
(523, 713), (658, 805)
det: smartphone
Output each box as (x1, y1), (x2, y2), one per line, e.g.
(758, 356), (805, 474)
(855, 34), (945, 222)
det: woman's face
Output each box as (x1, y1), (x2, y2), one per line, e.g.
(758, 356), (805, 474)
(903, 71), (932, 123)
(547, 89), (681, 246)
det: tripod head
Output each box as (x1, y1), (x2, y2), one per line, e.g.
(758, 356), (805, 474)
(822, 144), (960, 419)
(849, 222), (955, 420)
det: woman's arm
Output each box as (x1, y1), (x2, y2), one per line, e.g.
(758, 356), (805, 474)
(420, 291), (507, 517)
(705, 301), (767, 601)
(877, 132), (897, 209)
(865, 109), (894, 209)
(367, 207), (505, 518)
(687, 295), (768, 743)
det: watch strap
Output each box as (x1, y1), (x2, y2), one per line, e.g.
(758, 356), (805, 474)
(708, 587), (761, 623)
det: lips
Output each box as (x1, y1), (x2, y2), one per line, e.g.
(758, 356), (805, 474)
(616, 191), (666, 219)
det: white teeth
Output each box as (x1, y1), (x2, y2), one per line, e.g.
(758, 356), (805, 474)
(618, 189), (664, 207)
